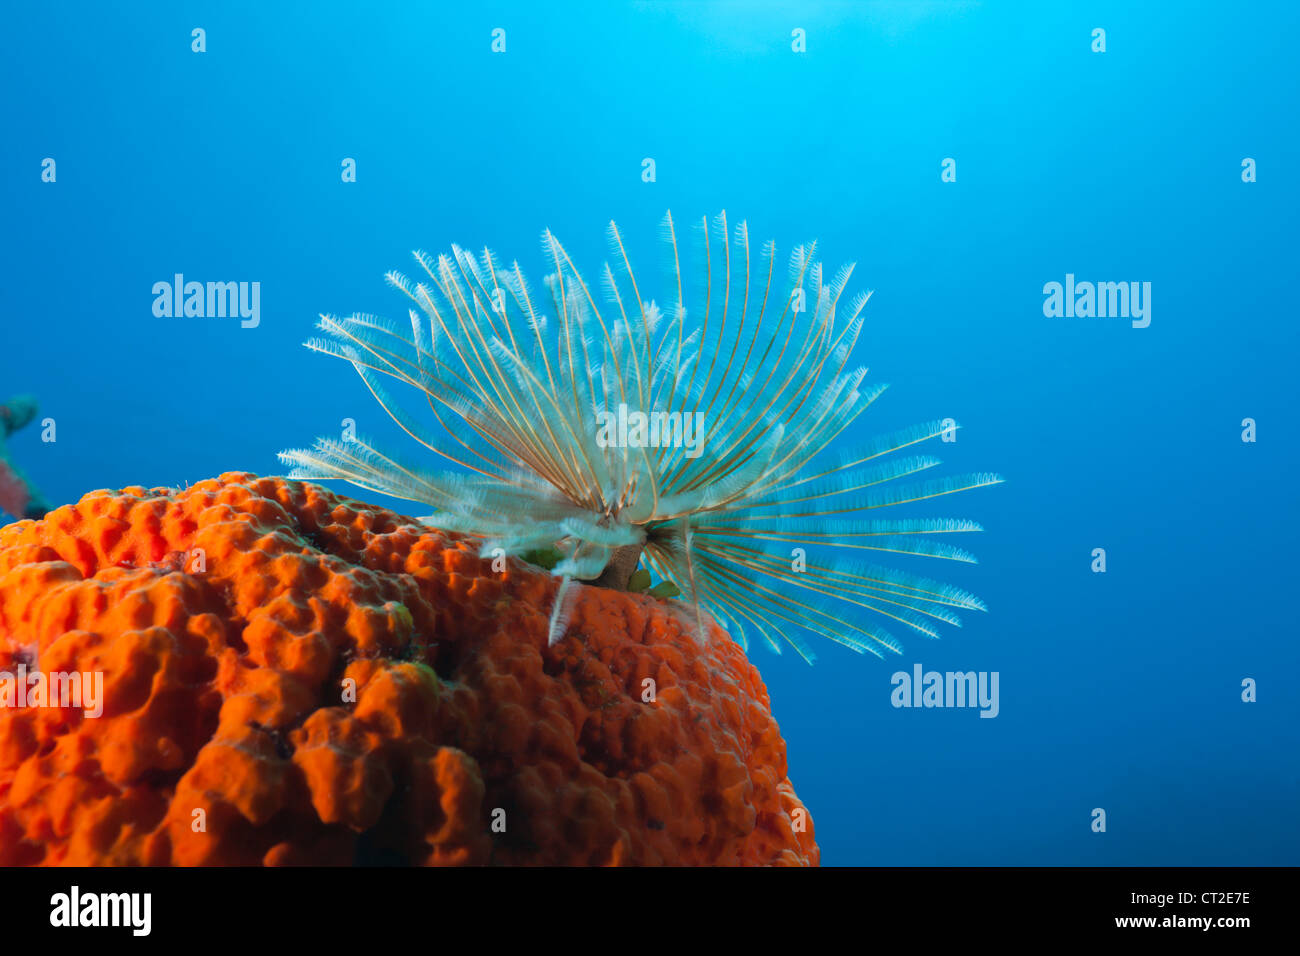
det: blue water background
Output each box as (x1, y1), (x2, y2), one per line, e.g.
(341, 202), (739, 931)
(4, 1), (1297, 865)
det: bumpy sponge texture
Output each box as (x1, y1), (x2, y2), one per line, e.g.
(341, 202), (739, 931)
(0, 473), (816, 866)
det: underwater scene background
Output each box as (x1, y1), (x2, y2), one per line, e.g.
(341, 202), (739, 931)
(4, 0), (1297, 865)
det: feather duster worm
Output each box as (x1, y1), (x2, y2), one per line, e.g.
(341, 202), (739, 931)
(281, 213), (1002, 662)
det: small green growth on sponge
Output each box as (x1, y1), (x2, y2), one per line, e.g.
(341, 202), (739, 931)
(520, 547), (562, 571)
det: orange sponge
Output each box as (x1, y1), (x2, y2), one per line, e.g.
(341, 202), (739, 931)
(0, 473), (817, 865)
